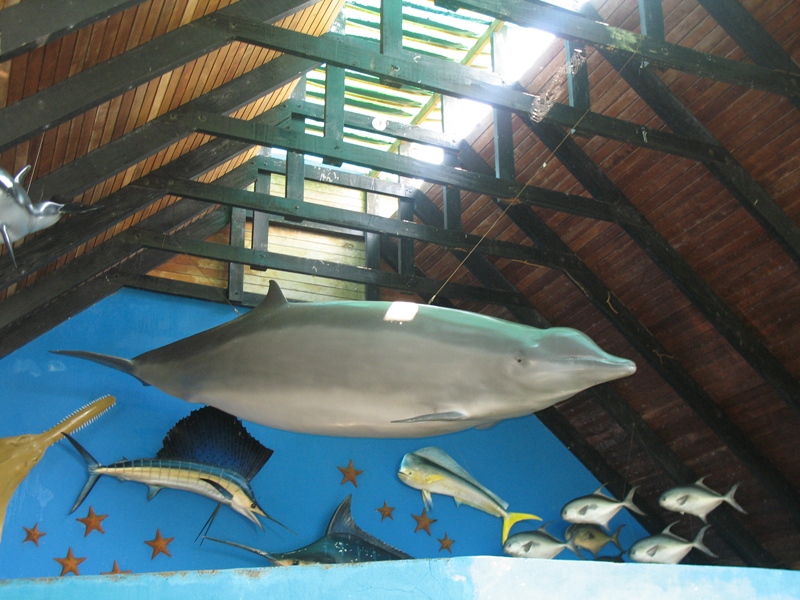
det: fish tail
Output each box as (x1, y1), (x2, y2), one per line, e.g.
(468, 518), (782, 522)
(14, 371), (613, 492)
(610, 524), (626, 552)
(62, 433), (102, 513)
(692, 525), (717, 558)
(623, 486), (646, 516)
(204, 536), (280, 566)
(51, 350), (148, 385)
(502, 512), (541, 544)
(724, 482), (747, 515)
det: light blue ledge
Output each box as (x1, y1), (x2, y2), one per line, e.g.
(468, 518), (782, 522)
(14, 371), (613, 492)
(2, 556), (798, 599)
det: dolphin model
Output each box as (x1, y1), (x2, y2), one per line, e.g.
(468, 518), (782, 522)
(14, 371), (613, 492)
(54, 280), (636, 438)
(0, 165), (97, 267)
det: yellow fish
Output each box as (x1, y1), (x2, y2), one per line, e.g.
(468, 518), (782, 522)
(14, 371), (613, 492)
(0, 395), (115, 542)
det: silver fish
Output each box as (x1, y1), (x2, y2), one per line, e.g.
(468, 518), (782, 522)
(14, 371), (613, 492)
(503, 523), (578, 559)
(565, 523), (625, 558)
(0, 165), (96, 267)
(659, 477), (746, 523)
(398, 446), (540, 543)
(561, 485), (644, 529)
(53, 280), (636, 438)
(629, 523), (717, 564)
(63, 406), (287, 531)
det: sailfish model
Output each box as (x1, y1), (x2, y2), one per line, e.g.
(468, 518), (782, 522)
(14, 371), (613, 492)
(54, 280), (636, 438)
(0, 395), (115, 542)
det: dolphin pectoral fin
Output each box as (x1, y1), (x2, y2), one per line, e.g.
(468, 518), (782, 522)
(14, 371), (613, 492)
(392, 411), (469, 424)
(58, 201), (100, 215)
(13, 165), (31, 187)
(1, 224), (17, 268)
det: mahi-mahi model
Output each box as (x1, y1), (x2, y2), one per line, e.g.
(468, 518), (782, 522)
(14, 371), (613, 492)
(54, 280), (636, 438)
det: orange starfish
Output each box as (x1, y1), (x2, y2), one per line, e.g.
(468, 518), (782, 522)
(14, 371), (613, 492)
(145, 529), (174, 559)
(437, 532), (455, 553)
(101, 560), (132, 575)
(376, 500), (395, 521)
(337, 460), (363, 487)
(412, 508), (437, 535)
(76, 506), (107, 536)
(54, 547), (86, 576)
(22, 523), (46, 546)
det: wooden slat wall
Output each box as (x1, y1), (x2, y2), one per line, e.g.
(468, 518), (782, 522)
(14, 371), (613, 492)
(149, 172), (368, 302)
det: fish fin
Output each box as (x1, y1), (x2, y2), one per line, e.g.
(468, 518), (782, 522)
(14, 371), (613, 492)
(424, 474), (446, 485)
(156, 406), (273, 481)
(694, 476), (714, 492)
(196, 504), (223, 543)
(13, 165), (31, 187)
(474, 421), (499, 430)
(610, 524), (626, 552)
(147, 486), (162, 501)
(204, 536), (280, 565)
(250, 280), (289, 316)
(411, 447), (508, 511)
(50, 350), (148, 385)
(577, 503), (597, 515)
(623, 486), (645, 516)
(62, 433), (102, 512)
(646, 545), (660, 558)
(661, 521), (680, 537)
(675, 494), (690, 506)
(693, 525), (717, 558)
(522, 542), (533, 553)
(1, 224), (17, 269)
(502, 512), (541, 544)
(392, 411), (469, 423)
(200, 478), (232, 500)
(422, 490), (434, 512)
(57, 202), (99, 215)
(592, 484), (610, 498)
(326, 495), (412, 559)
(724, 482), (747, 515)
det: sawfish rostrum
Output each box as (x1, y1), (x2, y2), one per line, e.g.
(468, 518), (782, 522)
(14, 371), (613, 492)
(54, 280), (636, 438)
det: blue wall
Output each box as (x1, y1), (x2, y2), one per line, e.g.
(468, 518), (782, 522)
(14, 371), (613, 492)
(0, 288), (648, 579)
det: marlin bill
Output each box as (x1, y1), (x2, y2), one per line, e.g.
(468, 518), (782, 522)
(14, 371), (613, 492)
(64, 406), (288, 531)
(398, 446), (540, 543)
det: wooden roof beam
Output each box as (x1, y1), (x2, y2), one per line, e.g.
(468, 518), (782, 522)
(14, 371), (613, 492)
(441, 0), (800, 97)
(458, 133), (800, 534)
(0, 0), (147, 62)
(0, 0), (320, 152)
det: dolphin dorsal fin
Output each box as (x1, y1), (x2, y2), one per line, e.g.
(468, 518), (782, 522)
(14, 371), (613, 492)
(257, 280), (288, 314)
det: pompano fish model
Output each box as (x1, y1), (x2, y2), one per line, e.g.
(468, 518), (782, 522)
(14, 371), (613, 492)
(561, 485), (644, 530)
(398, 446), (540, 543)
(53, 280), (636, 438)
(63, 406), (287, 531)
(565, 523), (625, 558)
(629, 523), (717, 564)
(0, 395), (114, 542)
(0, 165), (97, 268)
(503, 523), (578, 559)
(659, 477), (746, 523)
(207, 495), (411, 565)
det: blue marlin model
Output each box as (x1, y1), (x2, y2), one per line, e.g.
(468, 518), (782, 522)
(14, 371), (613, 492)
(207, 495), (411, 565)
(64, 406), (287, 531)
(54, 280), (636, 438)
(0, 165), (97, 267)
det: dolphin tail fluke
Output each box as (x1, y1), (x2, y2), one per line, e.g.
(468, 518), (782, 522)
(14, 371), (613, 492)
(502, 512), (542, 544)
(62, 433), (102, 513)
(204, 536), (280, 566)
(51, 350), (148, 385)
(723, 482), (747, 515)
